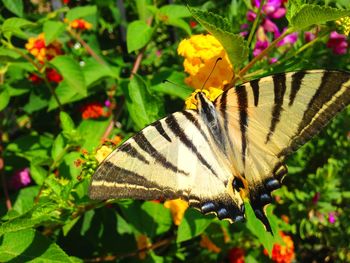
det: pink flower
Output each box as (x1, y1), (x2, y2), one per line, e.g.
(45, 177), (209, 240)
(262, 18), (280, 38)
(104, 99), (111, 108)
(327, 31), (348, 55)
(253, 0), (287, 19)
(9, 168), (31, 190)
(305, 31), (316, 43)
(278, 31), (298, 46)
(269, 57), (278, 64)
(253, 40), (269, 57)
(328, 212), (337, 224)
(247, 10), (257, 22)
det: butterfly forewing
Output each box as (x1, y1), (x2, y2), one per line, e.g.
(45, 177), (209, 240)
(214, 70), (350, 230)
(89, 110), (245, 223)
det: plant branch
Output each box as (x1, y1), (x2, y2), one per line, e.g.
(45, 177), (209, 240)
(68, 29), (106, 65)
(84, 236), (175, 262)
(234, 28), (294, 84)
(247, 0), (265, 47)
(43, 76), (63, 112)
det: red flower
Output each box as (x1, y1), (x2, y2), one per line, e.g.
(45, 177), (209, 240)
(46, 68), (63, 83)
(68, 19), (92, 30)
(327, 31), (348, 55)
(80, 102), (105, 119)
(264, 232), (295, 263)
(189, 20), (197, 28)
(228, 247), (245, 263)
(28, 73), (43, 84)
(63, 0), (69, 4)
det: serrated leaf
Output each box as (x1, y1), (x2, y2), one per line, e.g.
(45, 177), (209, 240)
(123, 75), (163, 130)
(127, 20), (153, 53)
(1, 17), (34, 40)
(43, 21), (65, 45)
(60, 111), (75, 132)
(50, 55), (87, 96)
(0, 229), (73, 262)
(176, 209), (212, 243)
(2, 0), (23, 17)
(66, 5), (97, 20)
(0, 88), (10, 112)
(190, 8), (248, 70)
(289, 4), (350, 29)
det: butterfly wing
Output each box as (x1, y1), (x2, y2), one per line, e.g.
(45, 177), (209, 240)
(214, 70), (350, 230)
(89, 110), (245, 223)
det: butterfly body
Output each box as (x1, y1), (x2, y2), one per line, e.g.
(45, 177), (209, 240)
(89, 70), (350, 232)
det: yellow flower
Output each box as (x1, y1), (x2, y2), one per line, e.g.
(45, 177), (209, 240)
(336, 16), (350, 36)
(94, 145), (112, 163)
(185, 88), (223, 110)
(25, 33), (63, 62)
(66, 18), (93, 31)
(200, 234), (221, 253)
(178, 34), (234, 90)
(164, 199), (188, 225)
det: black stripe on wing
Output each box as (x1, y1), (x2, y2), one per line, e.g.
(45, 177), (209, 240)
(119, 143), (150, 164)
(133, 132), (189, 176)
(265, 73), (287, 143)
(250, 79), (260, 107)
(165, 114), (219, 178)
(151, 121), (172, 142)
(236, 85), (248, 165)
(289, 71), (306, 106)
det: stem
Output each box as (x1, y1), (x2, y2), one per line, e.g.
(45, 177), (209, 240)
(235, 28), (294, 83)
(68, 29), (106, 65)
(44, 76), (63, 112)
(7, 44), (42, 71)
(84, 236), (175, 262)
(247, 0), (265, 47)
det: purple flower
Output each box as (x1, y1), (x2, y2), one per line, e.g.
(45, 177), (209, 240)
(240, 24), (249, 37)
(304, 32), (316, 43)
(327, 31), (348, 55)
(277, 31), (298, 46)
(253, 40), (269, 57)
(312, 192), (320, 204)
(262, 18), (280, 38)
(328, 212), (337, 224)
(104, 99), (111, 108)
(269, 57), (278, 64)
(247, 10), (257, 22)
(253, 0), (287, 19)
(9, 168), (31, 190)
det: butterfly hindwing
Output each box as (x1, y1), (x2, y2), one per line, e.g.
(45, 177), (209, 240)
(89, 110), (245, 223)
(214, 70), (350, 230)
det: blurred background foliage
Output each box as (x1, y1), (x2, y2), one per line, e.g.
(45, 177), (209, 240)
(0, 0), (350, 262)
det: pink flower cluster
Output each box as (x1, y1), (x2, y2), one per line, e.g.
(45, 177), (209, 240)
(9, 168), (31, 190)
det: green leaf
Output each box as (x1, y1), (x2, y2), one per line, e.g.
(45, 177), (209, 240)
(43, 21), (65, 45)
(189, 8), (248, 70)
(1, 17), (34, 40)
(82, 58), (119, 87)
(12, 186), (40, 215)
(30, 164), (46, 185)
(288, 4), (350, 29)
(0, 47), (21, 63)
(0, 202), (61, 236)
(123, 75), (163, 130)
(60, 111), (75, 132)
(51, 133), (65, 161)
(166, 18), (191, 35)
(176, 209), (212, 243)
(50, 55), (87, 96)
(1, 0), (23, 17)
(66, 5), (97, 20)
(127, 20), (153, 53)
(0, 229), (73, 262)
(0, 87), (10, 112)
(136, 0), (153, 22)
(159, 5), (191, 19)
(245, 202), (282, 255)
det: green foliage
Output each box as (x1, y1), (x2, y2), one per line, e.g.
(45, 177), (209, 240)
(1, 0), (350, 262)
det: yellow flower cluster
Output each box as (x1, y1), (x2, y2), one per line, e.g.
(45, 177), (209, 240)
(177, 34), (233, 91)
(336, 16), (350, 36)
(164, 198), (188, 225)
(184, 88), (223, 110)
(94, 145), (112, 163)
(25, 33), (62, 62)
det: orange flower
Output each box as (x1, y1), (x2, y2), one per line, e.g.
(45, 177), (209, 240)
(164, 199), (188, 225)
(25, 33), (63, 62)
(200, 235), (221, 253)
(68, 19), (92, 31)
(264, 232), (295, 263)
(228, 247), (245, 263)
(80, 102), (106, 119)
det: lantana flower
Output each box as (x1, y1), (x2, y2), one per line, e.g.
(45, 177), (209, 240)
(228, 247), (245, 263)
(327, 31), (348, 55)
(80, 102), (107, 119)
(67, 19), (93, 31)
(163, 198), (188, 225)
(94, 145), (113, 163)
(9, 168), (31, 190)
(25, 33), (63, 62)
(177, 34), (233, 91)
(264, 232), (295, 263)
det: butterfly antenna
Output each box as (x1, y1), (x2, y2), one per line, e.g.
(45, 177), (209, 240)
(200, 57), (222, 91)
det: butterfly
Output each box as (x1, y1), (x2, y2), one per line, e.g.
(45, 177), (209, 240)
(89, 70), (350, 232)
